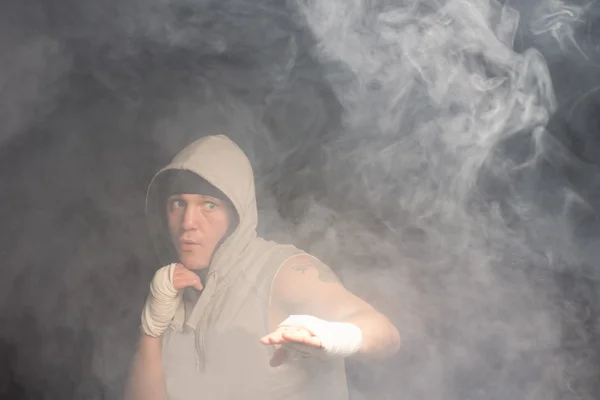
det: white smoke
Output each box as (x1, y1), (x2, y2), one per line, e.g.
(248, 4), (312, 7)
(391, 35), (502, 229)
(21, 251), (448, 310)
(530, 0), (590, 59)
(276, 0), (597, 398)
(1, 0), (598, 399)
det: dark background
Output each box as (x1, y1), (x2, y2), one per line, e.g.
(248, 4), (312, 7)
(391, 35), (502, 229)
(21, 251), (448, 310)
(0, 0), (599, 399)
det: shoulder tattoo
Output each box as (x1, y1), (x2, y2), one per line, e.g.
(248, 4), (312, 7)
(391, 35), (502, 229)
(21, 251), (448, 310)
(291, 261), (340, 283)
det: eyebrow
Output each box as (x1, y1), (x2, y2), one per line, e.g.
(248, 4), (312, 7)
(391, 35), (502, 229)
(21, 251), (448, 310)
(201, 195), (222, 203)
(167, 194), (221, 202)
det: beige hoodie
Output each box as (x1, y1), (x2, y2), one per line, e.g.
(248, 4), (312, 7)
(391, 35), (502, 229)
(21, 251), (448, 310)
(145, 135), (349, 400)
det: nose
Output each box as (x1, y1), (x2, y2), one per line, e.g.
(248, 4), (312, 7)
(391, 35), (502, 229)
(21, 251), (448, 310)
(181, 204), (206, 231)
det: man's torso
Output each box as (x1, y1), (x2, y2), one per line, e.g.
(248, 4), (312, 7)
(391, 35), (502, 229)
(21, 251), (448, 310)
(161, 241), (350, 400)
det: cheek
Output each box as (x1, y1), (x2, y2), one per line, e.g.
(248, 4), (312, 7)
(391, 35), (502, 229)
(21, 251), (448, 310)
(167, 212), (181, 236)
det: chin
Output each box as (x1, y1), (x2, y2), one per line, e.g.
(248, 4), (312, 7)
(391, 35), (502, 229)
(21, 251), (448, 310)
(179, 255), (209, 270)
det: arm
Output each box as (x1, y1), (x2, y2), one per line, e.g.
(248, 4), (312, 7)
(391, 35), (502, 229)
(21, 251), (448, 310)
(125, 333), (166, 400)
(268, 254), (400, 359)
(126, 263), (203, 399)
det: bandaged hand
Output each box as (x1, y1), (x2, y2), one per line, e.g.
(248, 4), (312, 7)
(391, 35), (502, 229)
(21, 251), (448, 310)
(141, 263), (203, 337)
(260, 315), (362, 366)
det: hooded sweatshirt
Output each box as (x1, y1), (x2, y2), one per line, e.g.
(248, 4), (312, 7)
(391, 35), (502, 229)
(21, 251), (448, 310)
(145, 135), (349, 400)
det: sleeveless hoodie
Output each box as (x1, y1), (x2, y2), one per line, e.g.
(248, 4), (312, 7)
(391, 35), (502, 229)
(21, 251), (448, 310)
(145, 135), (349, 400)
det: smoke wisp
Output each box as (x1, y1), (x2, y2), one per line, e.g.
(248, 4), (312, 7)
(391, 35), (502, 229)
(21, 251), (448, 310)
(0, 0), (598, 399)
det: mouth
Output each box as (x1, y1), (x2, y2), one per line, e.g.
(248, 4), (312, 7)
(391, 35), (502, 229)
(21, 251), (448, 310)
(179, 238), (201, 248)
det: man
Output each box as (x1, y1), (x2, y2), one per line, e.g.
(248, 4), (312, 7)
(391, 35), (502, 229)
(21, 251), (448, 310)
(126, 134), (400, 400)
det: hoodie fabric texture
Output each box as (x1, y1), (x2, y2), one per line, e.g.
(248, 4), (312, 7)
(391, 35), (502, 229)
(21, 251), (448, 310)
(145, 135), (349, 400)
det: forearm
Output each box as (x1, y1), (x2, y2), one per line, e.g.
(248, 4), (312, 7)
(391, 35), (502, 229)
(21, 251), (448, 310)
(125, 333), (167, 400)
(342, 310), (400, 359)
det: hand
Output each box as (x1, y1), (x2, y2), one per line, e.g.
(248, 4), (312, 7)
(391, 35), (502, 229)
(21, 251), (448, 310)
(141, 263), (201, 337)
(260, 326), (323, 366)
(171, 263), (203, 291)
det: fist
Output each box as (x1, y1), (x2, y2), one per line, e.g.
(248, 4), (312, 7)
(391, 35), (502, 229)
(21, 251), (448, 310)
(171, 263), (203, 291)
(141, 263), (203, 337)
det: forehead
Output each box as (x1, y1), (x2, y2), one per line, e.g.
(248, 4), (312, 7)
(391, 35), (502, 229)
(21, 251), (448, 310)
(168, 193), (220, 201)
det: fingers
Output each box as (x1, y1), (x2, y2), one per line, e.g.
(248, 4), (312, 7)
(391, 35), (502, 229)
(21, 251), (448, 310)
(269, 346), (289, 367)
(260, 327), (322, 347)
(281, 330), (322, 347)
(260, 330), (283, 344)
(267, 341), (320, 367)
(172, 264), (204, 291)
(192, 280), (204, 291)
(261, 328), (323, 367)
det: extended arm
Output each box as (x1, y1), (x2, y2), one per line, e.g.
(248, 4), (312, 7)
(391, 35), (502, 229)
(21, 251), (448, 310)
(264, 254), (400, 360)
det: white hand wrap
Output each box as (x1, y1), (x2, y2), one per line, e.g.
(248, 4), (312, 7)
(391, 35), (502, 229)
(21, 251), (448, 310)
(141, 263), (182, 337)
(278, 315), (362, 359)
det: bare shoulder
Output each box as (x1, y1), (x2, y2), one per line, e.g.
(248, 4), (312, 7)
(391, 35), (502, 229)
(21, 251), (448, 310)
(272, 253), (372, 320)
(278, 253), (341, 285)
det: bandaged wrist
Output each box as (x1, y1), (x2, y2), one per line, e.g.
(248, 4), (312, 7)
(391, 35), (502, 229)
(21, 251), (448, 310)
(141, 263), (182, 337)
(278, 315), (362, 359)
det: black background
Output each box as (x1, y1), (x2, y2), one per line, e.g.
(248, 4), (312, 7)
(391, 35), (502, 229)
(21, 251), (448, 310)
(0, 0), (599, 399)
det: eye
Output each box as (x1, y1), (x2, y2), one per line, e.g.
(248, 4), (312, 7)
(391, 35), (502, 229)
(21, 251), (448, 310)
(205, 201), (218, 210)
(169, 198), (185, 210)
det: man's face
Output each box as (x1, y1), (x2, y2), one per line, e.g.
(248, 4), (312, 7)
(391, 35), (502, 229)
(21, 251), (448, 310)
(166, 193), (231, 270)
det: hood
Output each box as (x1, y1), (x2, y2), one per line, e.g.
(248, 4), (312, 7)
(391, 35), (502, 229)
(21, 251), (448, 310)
(145, 134), (258, 273)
